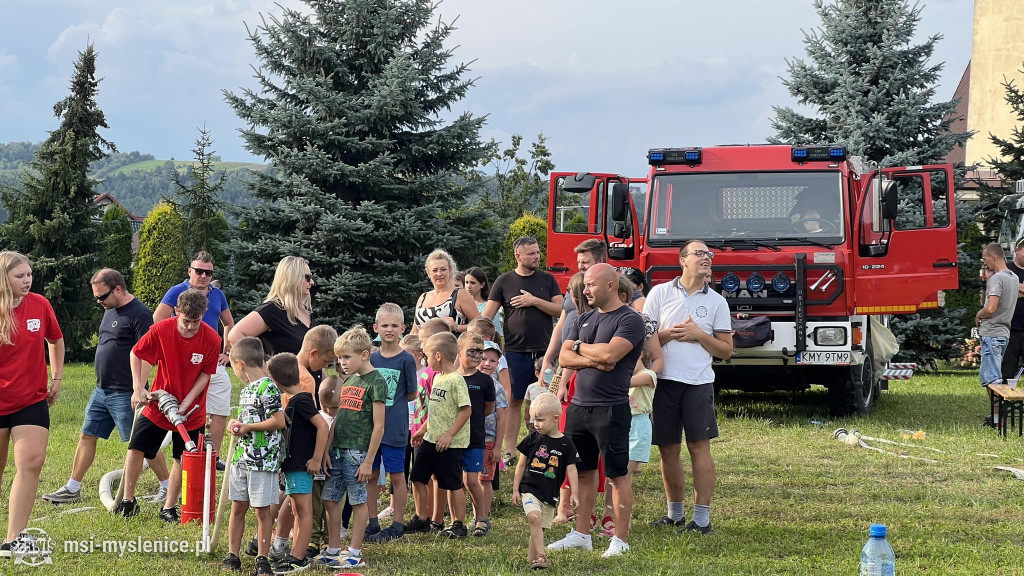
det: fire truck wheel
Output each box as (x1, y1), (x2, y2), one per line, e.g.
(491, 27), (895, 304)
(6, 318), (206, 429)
(828, 341), (878, 416)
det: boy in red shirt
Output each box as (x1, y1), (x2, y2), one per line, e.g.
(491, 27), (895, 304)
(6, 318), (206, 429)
(115, 288), (221, 520)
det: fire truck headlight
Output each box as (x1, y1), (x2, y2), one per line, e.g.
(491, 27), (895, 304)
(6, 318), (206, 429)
(771, 273), (791, 293)
(720, 273), (740, 293)
(746, 273), (765, 293)
(813, 327), (847, 346)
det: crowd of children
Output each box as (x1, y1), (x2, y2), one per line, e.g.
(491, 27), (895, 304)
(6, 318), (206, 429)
(173, 290), (660, 574)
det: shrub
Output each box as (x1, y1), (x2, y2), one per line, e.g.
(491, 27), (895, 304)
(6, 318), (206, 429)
(133, 202), (187, 310)
(502, 212), (548, 273)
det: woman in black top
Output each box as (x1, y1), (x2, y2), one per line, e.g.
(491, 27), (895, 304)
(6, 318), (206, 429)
(229, 256), (314, 356)
(411, 248), (478, 334)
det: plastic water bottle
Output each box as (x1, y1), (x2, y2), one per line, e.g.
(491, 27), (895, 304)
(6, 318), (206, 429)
(543, 368), (555, 385)
(860, 524), (895, 576)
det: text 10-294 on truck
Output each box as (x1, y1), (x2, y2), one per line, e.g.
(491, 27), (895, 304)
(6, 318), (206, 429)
(547, 145), (959, 416)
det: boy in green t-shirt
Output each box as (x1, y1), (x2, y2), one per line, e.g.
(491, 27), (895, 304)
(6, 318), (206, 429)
(409, 332), (472, 539)
(314, 326), (386, 570)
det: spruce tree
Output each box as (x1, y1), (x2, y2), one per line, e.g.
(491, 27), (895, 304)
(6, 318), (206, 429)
(0, 45), (115, 359)
(772, 0), (972, 368)
(166, 127), (229, 263)
(224, 0), (490, 326)
(977, 71), (1024, 234)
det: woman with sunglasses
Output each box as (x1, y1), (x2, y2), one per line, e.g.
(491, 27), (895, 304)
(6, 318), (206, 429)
(0, 251), (64, 554)
(230, 256), (315, 357)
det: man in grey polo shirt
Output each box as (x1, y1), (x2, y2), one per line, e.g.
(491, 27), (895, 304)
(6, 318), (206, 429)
(642, 240), (733, 534)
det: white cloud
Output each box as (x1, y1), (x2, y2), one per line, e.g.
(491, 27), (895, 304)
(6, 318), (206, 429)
(3, 0), (976, 170)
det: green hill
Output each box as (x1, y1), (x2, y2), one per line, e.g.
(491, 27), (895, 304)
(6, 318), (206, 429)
(0, 142), (265, 221)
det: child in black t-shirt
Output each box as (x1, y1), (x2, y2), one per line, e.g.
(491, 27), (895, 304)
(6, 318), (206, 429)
(513, 392), (579, 570)
(267, 353), (330, 573)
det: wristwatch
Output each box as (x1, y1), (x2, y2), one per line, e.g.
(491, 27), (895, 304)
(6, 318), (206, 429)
(572, 340), (582, 354)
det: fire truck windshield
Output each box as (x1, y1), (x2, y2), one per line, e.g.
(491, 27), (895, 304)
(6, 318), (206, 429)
(646, 171), (844, 245)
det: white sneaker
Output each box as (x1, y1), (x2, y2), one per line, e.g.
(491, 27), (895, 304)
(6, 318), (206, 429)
(601, 536), (630, 558)
(152, 485), (168, 504)
(377, 506), (394, 521)
(546, 530), (592, 551)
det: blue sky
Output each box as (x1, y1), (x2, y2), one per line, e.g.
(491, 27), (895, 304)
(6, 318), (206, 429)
(0, 0), (974, 177)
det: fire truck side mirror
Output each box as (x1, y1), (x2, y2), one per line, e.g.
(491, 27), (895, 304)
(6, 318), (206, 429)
(881, 180), (899, 220)
(611, 182), (629, 222)
(563, 172), (598, 193)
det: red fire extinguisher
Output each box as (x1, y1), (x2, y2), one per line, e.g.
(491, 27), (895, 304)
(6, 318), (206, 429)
(181, 434), (216, 527)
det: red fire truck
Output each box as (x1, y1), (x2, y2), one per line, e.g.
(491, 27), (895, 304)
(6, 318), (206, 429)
(546, 145), (959, 415)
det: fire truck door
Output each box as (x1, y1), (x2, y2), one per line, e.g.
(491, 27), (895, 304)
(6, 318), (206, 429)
(547, 172), (610, 289)
(852, 166), (958, 313)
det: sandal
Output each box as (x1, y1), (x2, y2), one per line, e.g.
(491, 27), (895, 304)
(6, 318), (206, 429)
(472, 518), (491, 537)
(531, 555), (551, 570)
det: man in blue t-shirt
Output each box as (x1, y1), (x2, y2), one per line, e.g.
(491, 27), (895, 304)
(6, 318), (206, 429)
(44, 269), (170, 505)
(153, 251), (234, 467)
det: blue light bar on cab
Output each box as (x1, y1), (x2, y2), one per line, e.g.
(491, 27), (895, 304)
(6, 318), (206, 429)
(648, 147), (702, 166)
(791, 146), (846, 162)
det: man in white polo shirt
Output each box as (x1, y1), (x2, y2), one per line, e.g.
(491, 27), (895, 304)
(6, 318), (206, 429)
(643, 240), (733, 534)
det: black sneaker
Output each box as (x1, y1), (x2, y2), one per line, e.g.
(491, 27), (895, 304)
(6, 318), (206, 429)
(0, 536), (47, 561)
(272, 555), (308, 574)
(650, 516), (685, 527)
(364, 522), (381, 538)
(115, 498), (140, 519)
(244, 536), (259, 557)
(679, 520), (713, 535)
(303, 545), (320, 562)
(159, 506), (180, 523)
(365, 524), (404, 543)
(440, 520), (468, 539)
(255, 555), (274, 576)
(221, 553), (242, 572)
(405, 515), (431, 533)
(216, 459), (226, 472)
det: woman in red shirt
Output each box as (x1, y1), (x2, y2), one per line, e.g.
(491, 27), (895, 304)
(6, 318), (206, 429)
(0, 252), (64, 554)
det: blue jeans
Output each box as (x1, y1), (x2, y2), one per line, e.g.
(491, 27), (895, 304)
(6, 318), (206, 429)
(980, 336), (1009, 387)
(81, 388), (135, 441)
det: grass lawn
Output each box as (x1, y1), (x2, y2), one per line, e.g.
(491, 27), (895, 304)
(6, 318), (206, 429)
(7, 365), (1024, 575)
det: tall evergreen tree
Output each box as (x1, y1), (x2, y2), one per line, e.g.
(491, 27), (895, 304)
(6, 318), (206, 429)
(224, 0), (490, 326)
(977, 71), (1024, 234)
(166, 127), (229, 263)
(0, 45), (115, 359)
(771, 0), (972, 368)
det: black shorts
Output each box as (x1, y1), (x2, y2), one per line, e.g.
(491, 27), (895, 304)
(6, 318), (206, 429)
(0, 399), (49, 430)
(652, 381), (719, 445)
(409, 441), (463, 491)
(491, 469), (500, 491)
(127, 414), (201, 461)
(564, 402), (631, 479)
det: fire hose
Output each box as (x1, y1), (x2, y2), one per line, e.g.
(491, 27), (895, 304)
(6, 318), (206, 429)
(101, 391), (201, 513)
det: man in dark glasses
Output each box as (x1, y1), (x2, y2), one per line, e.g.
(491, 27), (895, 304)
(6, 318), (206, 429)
(44, 268), (170, 505)
(152, 250), (236, 480)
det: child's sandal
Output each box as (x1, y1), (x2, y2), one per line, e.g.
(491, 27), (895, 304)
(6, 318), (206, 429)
(531, 555), (551, 570)
(472, 518), (491, 537)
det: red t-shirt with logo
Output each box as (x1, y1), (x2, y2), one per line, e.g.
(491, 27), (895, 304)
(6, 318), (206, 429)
(133, 317), (220, 431)
(0, 293), (63, 416)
